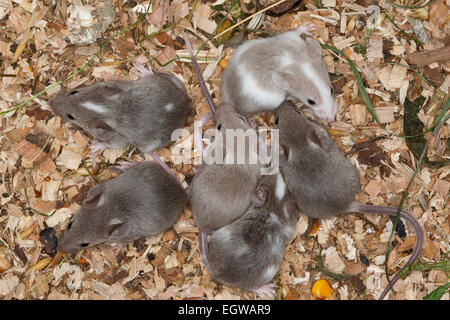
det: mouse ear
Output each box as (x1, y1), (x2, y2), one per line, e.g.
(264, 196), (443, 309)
(85, 184), (105, 206)
(282, 198), (299, 219)
(272, 72), (293, 91)
(106, 218), (129, 238)
(305, 127), (323, 149)
(100, 84), (124, 98)
(91, 120), (115, 140)
(251, 183), (268, 207)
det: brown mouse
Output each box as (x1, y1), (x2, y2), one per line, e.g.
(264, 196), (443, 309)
(274, 101), (424, 300)
(199, 172), (299, 298)
(57, 161), (188, 253)
(48, 63), (192, 168)
(184, 33), (269, 232)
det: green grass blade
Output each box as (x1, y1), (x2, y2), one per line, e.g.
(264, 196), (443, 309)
(321, 43), (381, 125)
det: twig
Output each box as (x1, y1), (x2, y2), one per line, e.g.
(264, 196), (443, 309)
(213, 0), (288, 39)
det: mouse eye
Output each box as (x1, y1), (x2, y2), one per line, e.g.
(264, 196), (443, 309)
(67, 114), (75, 120)
(330, 87), (334, 94)
(217, 124), (222, 131)
(70, 90), (78, 95)
(80, 242), (89, 248)
(67, 221), (73, 230)
(274, 117), (279, 125)
(307, 99), (316, 106)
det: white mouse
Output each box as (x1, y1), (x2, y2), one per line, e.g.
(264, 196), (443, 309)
(220, 23), (337, 121)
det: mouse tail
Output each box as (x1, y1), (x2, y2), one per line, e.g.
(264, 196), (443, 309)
(350, 202), (424, 300)
(183, 32), (216, 116)
(198, 230), (210, 270)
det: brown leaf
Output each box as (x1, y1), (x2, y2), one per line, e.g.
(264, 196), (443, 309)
(149, 5), (167, 29)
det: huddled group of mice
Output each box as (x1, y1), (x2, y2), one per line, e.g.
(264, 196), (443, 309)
(48, 23), (423, 300)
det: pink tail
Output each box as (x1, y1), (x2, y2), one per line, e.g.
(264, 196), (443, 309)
(198, 231), (210, 270)
(350, 202), (424, 300)
(148, 151), (179, 181)
(183, 32), (216, 116)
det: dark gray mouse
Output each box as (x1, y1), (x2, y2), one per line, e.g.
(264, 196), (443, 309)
(48, 63), (192, 164)
(274, 101), (424, 300)
(198, 172), (299, 298)
(184, 33), (266, 232)
(57, 161), (188, 253)
(220, 23), (337, 121)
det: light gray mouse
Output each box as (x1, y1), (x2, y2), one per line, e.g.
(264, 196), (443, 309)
(220, 23), (337, 121)
(48, 63), (192, 166)
(184, 33), (265, 232)
(57, 161), (188, 253)
(274, 101), (424, 300)
(199, 172), (299, 298)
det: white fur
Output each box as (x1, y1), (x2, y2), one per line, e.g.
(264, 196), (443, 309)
(263, 264), (278, 282)
(81, 101), (108, 114)
(275, 172), (286, 201)
(217, 228), (232, 241)
(300, 62), (336, 120)
(164, 103), (174, 112)
(238, 66), (285, 110)
(268, 212), (282, 226)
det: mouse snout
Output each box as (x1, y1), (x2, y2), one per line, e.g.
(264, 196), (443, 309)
(315, 104), (336, 122)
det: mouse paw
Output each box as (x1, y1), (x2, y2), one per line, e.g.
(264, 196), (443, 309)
(116, 159), (139, 171)
(295, 23), (316, 37)
(112, 242), (127, 256)
(90, 140), (107, 169)
(133, 61), (154, 78)
(253, 283), (277, 300)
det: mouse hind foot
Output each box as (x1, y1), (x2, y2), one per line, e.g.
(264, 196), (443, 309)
(116, 159), (139, 171)
(253, 283), (277, 300)
(294, 23), (316, 37)
(133, 61), (154, 78)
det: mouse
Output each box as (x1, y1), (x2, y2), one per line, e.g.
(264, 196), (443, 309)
(274, 101), (424, 300)
(48, 63), (192, 168)
(57, 161), (188, 253)
(220, 23), (337, 121)
(184, 33), (268, 232)
(198, 172), (300, 298)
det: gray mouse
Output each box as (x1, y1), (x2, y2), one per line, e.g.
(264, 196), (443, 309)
(184, 33), (266, 232)
(57, 161), (188, 253)
(198, 172), (299, 298)
(274, 101), (424, 300)
(48, 63), (192, 167)
(220, 23), (337, 121)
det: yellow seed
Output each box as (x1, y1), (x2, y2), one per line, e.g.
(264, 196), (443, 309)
(28, 257), (52, 273)
(13, 42), (27, 62)
(326, 128), (348, 137)
(20, 226), (34, 239)
(219, 54), (231, 70)
(312, 279), (333, 300)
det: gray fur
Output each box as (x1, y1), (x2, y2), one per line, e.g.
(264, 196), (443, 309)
(200, 173), (299, 290)
(57, 161), (188, 253)
(184, 34), (264, 232)
(221, 29), (336, 120)
(48, 72), (192, 153)
(275, 101), (360, 218)
(275, 101), (423, 299)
